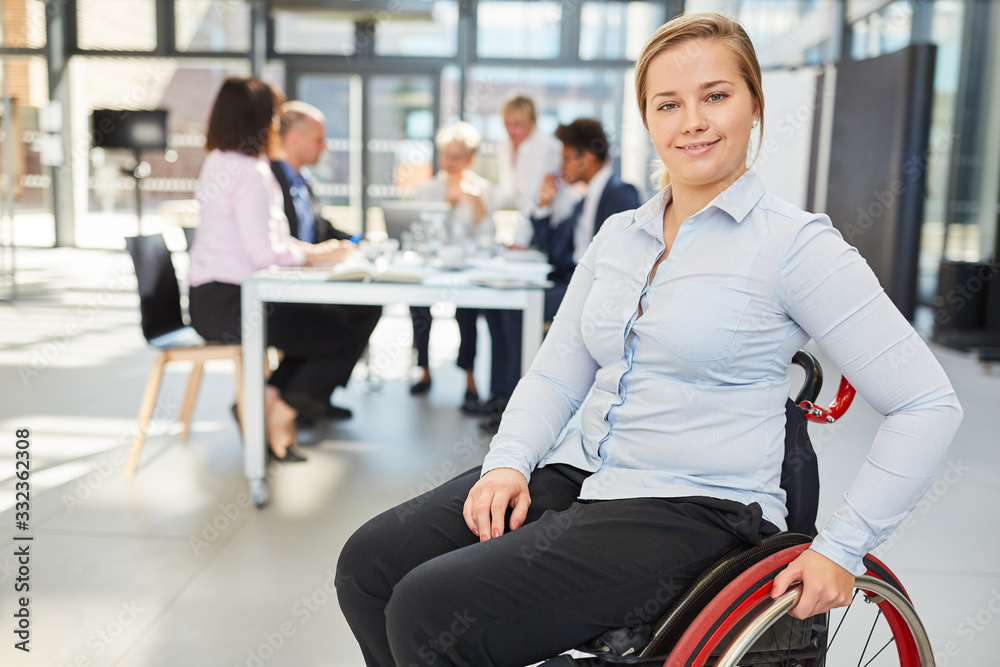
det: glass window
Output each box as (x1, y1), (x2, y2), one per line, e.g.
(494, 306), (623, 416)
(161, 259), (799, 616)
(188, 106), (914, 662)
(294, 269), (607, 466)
(175, 0), (251, 53)
(736, 0), (842, 68)
(851, 15), (874, 60)
(375, 0), (458, 57)
(916, 0), (964, 302)
(846, 0), (900, 22)
(0, 0), (46, 48)
(297, 74), (355, 206)
(1, 54), (47, 107)
(440, 65), (462, 123)
(465, 66), (641, 189)
(78, 58), (251, 225)
(851, 1), (914, 60)
(579, 2), (666, 62)
(878, 0), (913, 54)
(77, 0), (157, 51)
(367, 75), (436, 199)
(477, 1), (561, 60)
(273, 11), (355, 55)
(0, 56), (50, 246)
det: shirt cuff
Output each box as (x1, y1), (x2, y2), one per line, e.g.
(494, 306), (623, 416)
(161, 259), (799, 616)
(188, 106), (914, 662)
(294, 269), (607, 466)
(481, 454), (533, 485)
(810, 519), (871, 576)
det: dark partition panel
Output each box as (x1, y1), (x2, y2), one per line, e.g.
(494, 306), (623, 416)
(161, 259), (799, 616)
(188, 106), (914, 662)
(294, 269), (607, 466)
(826, 44), (936, 321)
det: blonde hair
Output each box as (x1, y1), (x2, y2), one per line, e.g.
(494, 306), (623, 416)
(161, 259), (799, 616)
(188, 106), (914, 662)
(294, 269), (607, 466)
(435, 121), (482, 154)
(635, 12), (764, 189)
(500, 92), (537, 123)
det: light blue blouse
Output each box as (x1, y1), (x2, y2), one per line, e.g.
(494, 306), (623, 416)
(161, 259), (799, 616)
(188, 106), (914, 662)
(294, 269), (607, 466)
(482, 169), (962, 574)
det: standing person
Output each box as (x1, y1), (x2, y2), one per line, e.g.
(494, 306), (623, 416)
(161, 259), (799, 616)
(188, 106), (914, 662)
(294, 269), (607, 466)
(335, 13), (962, 667)
(476, 120), (642, 434)
(187, 77), (355, 463)
(531, 118), (641, 321)
(480, 93), (561, 425)
(408, 122), (492, 413)
(270, 100), (382, 422)
(493, 93), (561, 238)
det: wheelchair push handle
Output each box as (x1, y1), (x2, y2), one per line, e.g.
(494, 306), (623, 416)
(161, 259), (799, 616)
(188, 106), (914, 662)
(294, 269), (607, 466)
(791, 350), (857, 424)
(799, 376), (856, 424)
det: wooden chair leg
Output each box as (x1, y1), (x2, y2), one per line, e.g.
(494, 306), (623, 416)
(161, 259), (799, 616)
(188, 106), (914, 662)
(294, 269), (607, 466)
(233, 350), (245, 433)
(177, 360), (204, 442)
(127, 353), (168, 476)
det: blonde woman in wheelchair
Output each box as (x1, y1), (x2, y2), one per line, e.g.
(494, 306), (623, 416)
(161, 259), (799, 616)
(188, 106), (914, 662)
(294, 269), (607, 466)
(336, 13), (961, 667)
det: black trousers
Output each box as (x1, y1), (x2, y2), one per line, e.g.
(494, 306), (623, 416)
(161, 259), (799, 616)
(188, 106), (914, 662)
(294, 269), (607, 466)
(189, 281), (381, 419)
(336, 464), (774, 667)
(482, 309), (522, 399)
(410, 307), (479, 372)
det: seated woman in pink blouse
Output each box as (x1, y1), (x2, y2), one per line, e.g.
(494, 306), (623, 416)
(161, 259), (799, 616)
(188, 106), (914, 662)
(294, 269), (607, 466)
(187, 76), (354, 462)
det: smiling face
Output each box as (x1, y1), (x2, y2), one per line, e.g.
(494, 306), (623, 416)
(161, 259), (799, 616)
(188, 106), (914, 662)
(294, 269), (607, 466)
(644, 38), (758, 196)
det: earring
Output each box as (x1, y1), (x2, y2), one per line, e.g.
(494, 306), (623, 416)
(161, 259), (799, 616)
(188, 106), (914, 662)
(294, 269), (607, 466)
(752, 119), (759, 128)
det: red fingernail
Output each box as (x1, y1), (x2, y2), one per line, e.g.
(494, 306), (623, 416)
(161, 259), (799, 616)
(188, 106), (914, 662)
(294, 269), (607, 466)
(493, 528), (500, 538)
(472, 527), (479, 537)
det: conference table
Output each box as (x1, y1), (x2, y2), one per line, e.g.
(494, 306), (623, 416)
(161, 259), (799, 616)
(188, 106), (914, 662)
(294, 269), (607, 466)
(240, 252), (550, 506)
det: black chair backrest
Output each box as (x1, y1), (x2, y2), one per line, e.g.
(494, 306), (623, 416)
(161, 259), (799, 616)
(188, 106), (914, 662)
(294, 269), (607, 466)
(781, 350), (824, 536)
(125, 234), (185, 343)
(781, 397), (819, 536)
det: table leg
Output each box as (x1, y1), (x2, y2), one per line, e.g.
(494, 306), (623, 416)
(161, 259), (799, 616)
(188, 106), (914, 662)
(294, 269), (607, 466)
(521, 289), (544, 374)
(241, 282), (269, 507)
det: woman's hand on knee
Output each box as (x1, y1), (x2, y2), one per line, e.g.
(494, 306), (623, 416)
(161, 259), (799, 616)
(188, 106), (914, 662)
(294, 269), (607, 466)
(771, 548), (855, 619)
(462, 468), (530, 541)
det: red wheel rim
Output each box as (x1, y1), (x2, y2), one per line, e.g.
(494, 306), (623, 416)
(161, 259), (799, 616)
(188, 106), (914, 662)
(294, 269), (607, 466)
(663, 545), (921, 667)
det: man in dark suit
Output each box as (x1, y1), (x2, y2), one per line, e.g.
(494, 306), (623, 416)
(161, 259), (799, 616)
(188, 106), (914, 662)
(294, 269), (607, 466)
(479, 119), (640, 433)
(270, 101), (382, 422)
(531, 118), (641, 320)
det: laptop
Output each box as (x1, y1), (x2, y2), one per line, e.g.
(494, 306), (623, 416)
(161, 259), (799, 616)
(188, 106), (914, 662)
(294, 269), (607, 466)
(379, 200), (451, 240)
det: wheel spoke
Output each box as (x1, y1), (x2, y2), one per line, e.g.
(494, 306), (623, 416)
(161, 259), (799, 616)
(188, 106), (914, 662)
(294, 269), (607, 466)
(856, 608), (883, 667)
(784, 619), (794, 667)
(827, 590), (860, 651)
(767, 624), (782, 665)
(762, 623), (794, 667)
(861, 637), (896, 667)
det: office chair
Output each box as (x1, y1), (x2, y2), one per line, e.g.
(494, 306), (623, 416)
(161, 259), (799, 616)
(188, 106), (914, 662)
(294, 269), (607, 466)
(124, 234), (243, 476)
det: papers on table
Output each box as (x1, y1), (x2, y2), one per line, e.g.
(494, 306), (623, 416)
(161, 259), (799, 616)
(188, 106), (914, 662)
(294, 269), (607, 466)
(319, 254), (553, 287)
(327, 263), (427, 283)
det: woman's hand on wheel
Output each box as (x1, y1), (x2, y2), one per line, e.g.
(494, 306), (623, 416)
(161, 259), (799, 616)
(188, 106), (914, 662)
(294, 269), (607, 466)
(462, 468), (530, 541)
(771, 548), (855, 619)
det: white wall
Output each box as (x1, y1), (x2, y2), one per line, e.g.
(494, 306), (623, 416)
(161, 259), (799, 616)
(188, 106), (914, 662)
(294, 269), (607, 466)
(753, 67), (824, 210)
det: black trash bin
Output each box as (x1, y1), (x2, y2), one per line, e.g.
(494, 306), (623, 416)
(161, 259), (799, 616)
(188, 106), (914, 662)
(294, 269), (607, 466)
(933, 259), (994, 348)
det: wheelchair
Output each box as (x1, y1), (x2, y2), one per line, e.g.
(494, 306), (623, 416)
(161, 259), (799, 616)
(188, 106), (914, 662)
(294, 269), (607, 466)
(541, 351), (934, 667)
